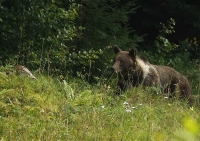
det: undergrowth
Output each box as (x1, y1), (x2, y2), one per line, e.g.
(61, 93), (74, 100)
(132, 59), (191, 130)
(0, 66), (199, 141)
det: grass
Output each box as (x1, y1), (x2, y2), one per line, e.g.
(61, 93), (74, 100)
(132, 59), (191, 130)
(0, 67), (200, 141)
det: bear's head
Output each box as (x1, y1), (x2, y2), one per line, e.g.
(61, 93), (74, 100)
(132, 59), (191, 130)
(111, 45), (137, 74)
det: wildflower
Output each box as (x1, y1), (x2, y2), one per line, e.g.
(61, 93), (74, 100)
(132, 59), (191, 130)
(139, 103), (143, 106)
(190, 107), (194, 111)
(132, 106), (136, 109)
(101, 105), (105, 109)
(164, 96), (168, 99)
(125, 109), (132, 113)
(123, 101), (129, 105)
(40, 109), (45, 113)
(60, 75), (64, 79)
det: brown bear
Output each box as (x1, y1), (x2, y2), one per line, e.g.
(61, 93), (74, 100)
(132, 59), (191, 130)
(111, 45), (192, 102)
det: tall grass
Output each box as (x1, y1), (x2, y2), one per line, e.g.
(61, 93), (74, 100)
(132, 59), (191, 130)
(0, 67), (199, 141)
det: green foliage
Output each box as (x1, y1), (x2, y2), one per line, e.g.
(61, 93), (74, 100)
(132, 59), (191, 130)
(0, 0), (143, 80)
(131, 0), (200, 59)
(145, 18), (179, 65)
(0, 0), (79, 71)
(63, 80), (74, 99)
(155, 18), (179, 53)
(140, 18), (192, 70)
(71, 0), (143, 81)
(77, 0), (139, 47)
(0, 68), (199, 140)
(175, 117), (200, 141)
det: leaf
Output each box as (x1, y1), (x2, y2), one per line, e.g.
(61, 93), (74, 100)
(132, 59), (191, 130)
(0, 89), (14, 95)
(19, 26), (23, 31)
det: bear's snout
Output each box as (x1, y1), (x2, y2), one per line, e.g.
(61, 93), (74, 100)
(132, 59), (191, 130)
(111, 63), (120, 73)
(110, 66), (117, 73)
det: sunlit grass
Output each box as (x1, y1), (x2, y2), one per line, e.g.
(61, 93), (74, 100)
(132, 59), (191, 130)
(0, 67), (199, 140)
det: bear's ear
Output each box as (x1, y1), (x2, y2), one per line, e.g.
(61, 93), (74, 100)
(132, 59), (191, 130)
(129, 48), (137, 58)
(113, 45), (121, 54)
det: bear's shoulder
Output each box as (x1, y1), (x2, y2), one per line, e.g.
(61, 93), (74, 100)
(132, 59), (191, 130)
(138, 55), (149, 63)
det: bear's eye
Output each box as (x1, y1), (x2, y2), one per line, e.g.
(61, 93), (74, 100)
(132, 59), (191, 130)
(120, 60), (127, 68)
(120, 60), (125, 64)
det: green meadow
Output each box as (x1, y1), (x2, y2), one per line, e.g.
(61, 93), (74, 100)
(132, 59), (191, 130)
(0, 68), (199, 141)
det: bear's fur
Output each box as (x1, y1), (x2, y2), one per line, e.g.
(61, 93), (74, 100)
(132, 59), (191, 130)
(111, 45), (192, 101)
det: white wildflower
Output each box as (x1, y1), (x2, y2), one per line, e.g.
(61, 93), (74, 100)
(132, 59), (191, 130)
(125, 109), (132, 113)
(123, 101), (129, 105)
(40, 109), (44, 113)
(101, 105), (105, 109)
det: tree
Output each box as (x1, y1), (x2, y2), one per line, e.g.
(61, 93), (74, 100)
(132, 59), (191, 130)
(129, 0), (200, 59)
(70, 0), (143, 81)
(0, 0), (78, 73)
(0, 0), (143, 80)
